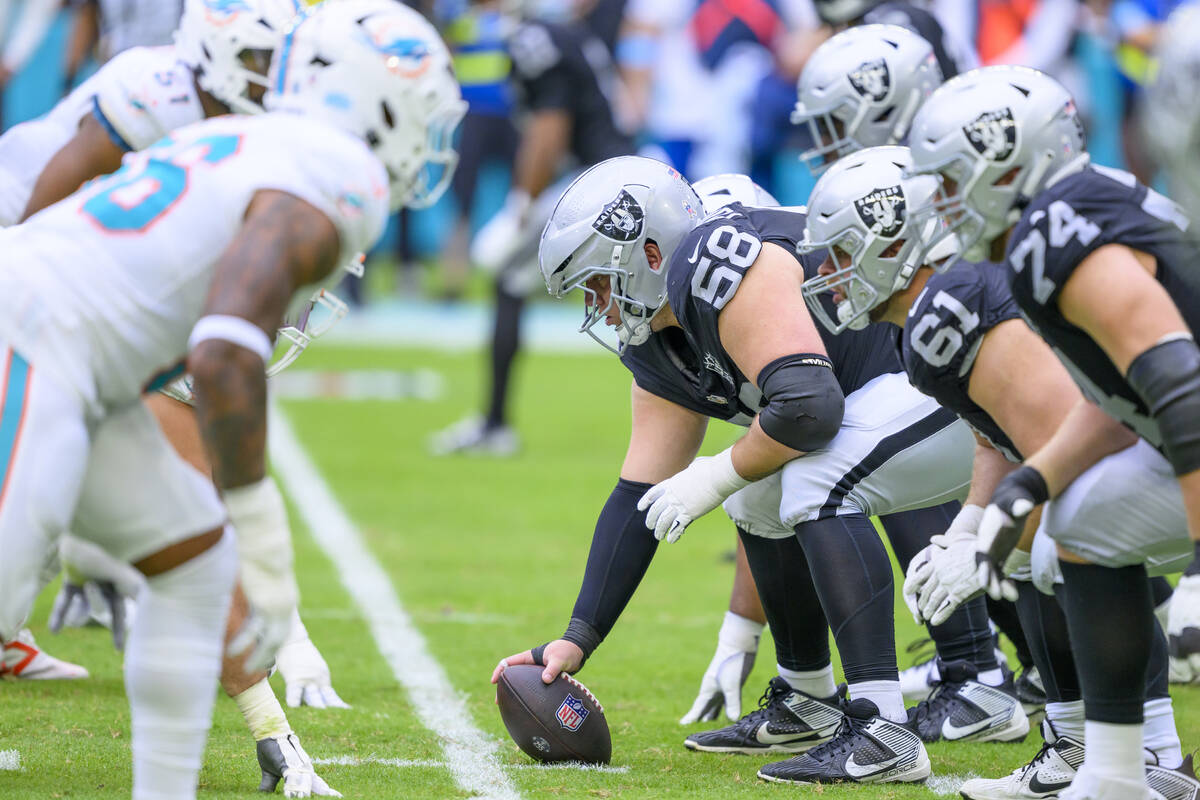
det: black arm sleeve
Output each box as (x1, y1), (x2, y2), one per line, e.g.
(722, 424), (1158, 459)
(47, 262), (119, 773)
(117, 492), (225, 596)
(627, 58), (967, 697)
(756, 353), (845, 451)
(567, 478), (659, 653)
(1125, 336), (1200, 476)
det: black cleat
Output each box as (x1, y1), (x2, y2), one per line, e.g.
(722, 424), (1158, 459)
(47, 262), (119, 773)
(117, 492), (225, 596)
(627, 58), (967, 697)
(1147, 753), (1200, 800)
(683, 677), (844, 755)
(906, 660), (1029, 744)
(756, 698), (930, 785)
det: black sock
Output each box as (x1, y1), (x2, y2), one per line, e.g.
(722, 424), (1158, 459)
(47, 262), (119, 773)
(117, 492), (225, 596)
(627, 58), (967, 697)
(987, 595), (1035, 670)
(879, 503), (996, 672)
(794, 513), (897, 684)
(485, 284), (525, 429)
(738, 529), (831, 672)
(1185, 544), (1200, 577)
(1017, 582), (1081, 703)
(1058, 561), (1151, 724)
(1150, 575), (1174, 607)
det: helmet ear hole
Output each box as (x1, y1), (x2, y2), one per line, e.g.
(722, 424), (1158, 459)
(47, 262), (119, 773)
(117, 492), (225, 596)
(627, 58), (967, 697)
(381, 100), (396, 130)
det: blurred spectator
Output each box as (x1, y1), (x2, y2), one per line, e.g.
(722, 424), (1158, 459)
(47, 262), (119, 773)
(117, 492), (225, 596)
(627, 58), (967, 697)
(619, 0), (780, 179)
(0, 0), (61, 127)
(64, 0), (182, 85)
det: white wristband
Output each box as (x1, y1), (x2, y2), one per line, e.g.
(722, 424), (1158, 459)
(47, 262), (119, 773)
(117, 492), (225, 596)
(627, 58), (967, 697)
(718, 611), (764, 652)
(712, 447), (752, 496)
(947, 503), (985, 538)
(189, 314), (273, 363)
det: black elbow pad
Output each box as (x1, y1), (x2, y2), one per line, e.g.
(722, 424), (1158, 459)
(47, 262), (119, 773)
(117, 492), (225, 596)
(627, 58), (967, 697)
(1126, 336), (1200, 476)
(756, 353), (844, 452)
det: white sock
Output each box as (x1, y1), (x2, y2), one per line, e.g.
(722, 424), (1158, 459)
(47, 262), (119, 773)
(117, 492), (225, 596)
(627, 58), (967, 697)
(848, 680), (906, 723)
(1143, 696), (1183, 769)
(1082, 719), (1147, 784)
(778, 664), (836, 699)
(234, 678), (291, 741)
(125, 532), (236, 800)
(1046, 700), (1086, 742)
(977, 667), (1004, 687)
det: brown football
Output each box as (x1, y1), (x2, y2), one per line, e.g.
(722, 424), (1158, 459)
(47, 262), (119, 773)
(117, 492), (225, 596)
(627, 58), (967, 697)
(496, 665), (611, 764)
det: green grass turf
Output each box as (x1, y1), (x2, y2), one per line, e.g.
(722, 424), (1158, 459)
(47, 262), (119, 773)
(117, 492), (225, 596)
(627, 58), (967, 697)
(4, 344), (1198, 799)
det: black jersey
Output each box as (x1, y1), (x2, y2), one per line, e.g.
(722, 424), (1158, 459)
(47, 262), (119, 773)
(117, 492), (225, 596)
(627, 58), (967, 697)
(902, 262), (1022, 461)
(1006, 164), (1200, 448)
(864, 1), (964, 78)
(507, 20), (632, 165)
(620, 203), (902, 425)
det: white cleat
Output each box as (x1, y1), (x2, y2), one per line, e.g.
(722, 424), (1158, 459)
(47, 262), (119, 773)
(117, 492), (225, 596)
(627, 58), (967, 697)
(428, 416), (519, 457)
(1060, 766), (1153, 800)
(1146, 755), (1200, 800)
(1168, 576), (1200, 684)
(1, 629), (88, 680)
(959, 720), (1083, 798)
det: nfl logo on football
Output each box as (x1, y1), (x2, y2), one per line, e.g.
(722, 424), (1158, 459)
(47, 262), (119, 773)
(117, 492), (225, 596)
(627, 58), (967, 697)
(556, 694), (590, 732)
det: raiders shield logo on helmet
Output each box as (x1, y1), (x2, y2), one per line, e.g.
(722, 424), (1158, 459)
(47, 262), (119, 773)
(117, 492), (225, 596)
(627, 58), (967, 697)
(963, 109), (1017, 162)
(848, 59), (891, 102)
(854, 185), (906, 238)
(592, 189), (645, 242)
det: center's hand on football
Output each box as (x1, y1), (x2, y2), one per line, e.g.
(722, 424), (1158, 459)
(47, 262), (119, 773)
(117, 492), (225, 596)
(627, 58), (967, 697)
(638, 447), (750, 543)
(492, 639), (584, 686)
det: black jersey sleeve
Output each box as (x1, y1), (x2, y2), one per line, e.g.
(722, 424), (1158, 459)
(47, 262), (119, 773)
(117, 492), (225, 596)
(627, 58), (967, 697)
(508, 22), (571, 111)
(902, 262), (1022, 459)
(666, 206), (765, 333)
(1006, 166), (1191, 313)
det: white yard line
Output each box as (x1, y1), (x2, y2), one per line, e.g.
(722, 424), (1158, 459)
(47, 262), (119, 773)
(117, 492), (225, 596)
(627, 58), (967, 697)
(269, 403), (522, 800)
(926, 772), (978, 796)
(314, 755), (629, 774)
(0, 750), (20, 770)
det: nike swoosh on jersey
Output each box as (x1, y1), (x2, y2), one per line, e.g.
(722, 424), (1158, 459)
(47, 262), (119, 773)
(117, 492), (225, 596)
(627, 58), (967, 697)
(941, 713), (1006, 740)
(844, 751), (903, 779)
(1026, 773), (1075, 794)
(688, 238), (702, 263)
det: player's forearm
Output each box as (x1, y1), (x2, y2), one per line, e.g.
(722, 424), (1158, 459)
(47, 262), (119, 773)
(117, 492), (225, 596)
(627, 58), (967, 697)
(731, 418), (802, 482)
(965, 441), (1018, 508)
(566, 478), (660, 656)
(1026, 398), (1137, 497)
(190, 342), (269, 489)
(513, 111), (569, 199)
(22, 116), (125, 221)
(729, 536), (766, 624)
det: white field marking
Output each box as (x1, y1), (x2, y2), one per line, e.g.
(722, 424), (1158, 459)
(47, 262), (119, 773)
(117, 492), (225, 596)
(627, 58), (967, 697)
(0, 750), (20, 770)
(926, 773), (979, 796)
(313, 755), (630, 774)
(269, 404), (521, 800)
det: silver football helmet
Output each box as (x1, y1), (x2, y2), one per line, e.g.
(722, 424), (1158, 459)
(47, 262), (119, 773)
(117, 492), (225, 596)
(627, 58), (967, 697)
(1142, 4), (1200, 222)
(693, 173), (780, 213)
(906, 65), (1086, 264)
(539, 155), (703, 354)
(799, 146), (941, 333)
(791, 24), (942, 175)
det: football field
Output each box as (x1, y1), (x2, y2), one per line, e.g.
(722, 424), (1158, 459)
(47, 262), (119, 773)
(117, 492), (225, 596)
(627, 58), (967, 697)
(5, 340), (1199, 799)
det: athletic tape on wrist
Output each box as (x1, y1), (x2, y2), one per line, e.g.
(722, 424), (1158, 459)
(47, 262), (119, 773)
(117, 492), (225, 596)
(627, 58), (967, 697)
(189, 314), (273, 363)
(561, 617), (601, 664)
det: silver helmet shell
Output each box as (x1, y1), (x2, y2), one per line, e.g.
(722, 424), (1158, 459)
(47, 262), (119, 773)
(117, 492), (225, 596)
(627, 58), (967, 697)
(539, 156), (702, 353)
(906, 65), (1086, 264)
(791, 24), (942, 175)
(799, 146), (940, 333)
(693, 173), (780, 213)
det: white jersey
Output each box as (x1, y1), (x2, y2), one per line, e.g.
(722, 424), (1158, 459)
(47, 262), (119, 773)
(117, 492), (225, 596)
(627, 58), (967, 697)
(0, 45), (201, 227)
(0, 113), (389, 414)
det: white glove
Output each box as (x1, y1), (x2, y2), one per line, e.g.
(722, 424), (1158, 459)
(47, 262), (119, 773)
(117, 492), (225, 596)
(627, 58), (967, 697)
(975, 504), (1024, 603)
(902, 504), (983, 625)
(916, 535), (987, 626)
(470, 189), (531, 273)
(256, 733), (342, 798)
(681, 611), (763, 724)
(225, 477), (300, 672)
(638, 448), (751, 543)
(276, 611), (350, 709)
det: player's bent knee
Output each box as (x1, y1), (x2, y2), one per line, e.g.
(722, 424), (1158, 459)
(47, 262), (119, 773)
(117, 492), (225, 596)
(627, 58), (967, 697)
(757, 354), (844, 452)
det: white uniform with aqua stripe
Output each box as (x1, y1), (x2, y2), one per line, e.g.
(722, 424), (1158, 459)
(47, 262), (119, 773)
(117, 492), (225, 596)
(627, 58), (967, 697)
(0, 112), (389, 640)
(0, 45), (202, 227)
